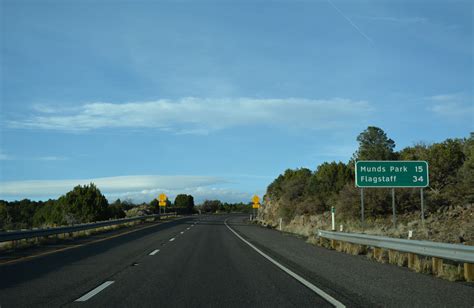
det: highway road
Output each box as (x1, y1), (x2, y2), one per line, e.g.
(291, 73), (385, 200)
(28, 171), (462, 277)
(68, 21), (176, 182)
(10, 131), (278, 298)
(0, 214), (473, 307)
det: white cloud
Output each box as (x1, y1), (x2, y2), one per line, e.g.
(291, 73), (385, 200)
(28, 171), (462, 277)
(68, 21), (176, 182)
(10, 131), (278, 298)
(430, 103), (474, 118)
(0, 151), (11, 160)
(429, 93), (463, 102)
(8, 97), (373, 134)
(0, 151), (68, 161)
(427, 93), (474, 119)
(37, 156), (68, 161)
(0, 175), (259, 203)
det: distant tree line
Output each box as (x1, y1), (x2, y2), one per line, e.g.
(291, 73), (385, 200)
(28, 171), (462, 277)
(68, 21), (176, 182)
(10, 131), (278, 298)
(149, 194), (196, 215)
(266, 126), (474, 222)
(198, 200), (252, 213)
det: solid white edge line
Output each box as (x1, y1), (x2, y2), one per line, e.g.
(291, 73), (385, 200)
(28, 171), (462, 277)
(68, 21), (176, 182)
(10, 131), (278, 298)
(75, 281), (115, 302)
(149, 249), (160, 256)
(224, 218), (345, 308)
(169, 238), (175, 242)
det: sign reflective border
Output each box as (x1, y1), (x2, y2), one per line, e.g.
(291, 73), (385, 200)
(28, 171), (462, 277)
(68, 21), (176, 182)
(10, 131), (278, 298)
(355, 161), (429, 188)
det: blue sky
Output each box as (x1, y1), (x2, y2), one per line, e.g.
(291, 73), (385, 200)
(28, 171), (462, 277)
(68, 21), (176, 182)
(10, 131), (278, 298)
(0, 0), (472, 203)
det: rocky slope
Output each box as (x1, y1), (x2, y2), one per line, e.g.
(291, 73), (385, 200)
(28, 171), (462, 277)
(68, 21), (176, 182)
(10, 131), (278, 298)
(257, 197), (473, 244)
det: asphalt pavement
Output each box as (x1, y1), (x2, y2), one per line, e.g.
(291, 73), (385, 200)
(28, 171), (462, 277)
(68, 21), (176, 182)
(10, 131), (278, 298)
(0, 214), (473, 307)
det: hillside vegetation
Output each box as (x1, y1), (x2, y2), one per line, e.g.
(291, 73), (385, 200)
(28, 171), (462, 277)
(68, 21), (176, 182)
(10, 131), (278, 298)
(259, 127), (474, 243)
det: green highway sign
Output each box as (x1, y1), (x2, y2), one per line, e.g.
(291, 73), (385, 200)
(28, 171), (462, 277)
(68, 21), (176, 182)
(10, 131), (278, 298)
(355, 161), (429, 188)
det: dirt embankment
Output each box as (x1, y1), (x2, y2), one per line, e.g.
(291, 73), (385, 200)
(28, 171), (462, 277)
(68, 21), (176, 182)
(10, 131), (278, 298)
(257, 197), (474, 244)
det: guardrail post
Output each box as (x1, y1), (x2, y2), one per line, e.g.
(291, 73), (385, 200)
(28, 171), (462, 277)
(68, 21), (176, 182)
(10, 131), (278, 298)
(408, 253), (415, 269)
(388, 249), (395, 264)
(374, 247), (382, 261)
(464, 263), (474, 282)
(432, 257), (443, 275)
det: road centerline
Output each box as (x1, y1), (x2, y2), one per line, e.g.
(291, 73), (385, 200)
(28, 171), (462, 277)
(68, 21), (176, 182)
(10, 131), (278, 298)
(75, 281), (114, 302)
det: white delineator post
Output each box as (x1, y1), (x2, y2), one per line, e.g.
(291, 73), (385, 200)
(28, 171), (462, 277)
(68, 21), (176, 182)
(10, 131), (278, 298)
(331, 207), (336, 231)
(279, 218), (282, 231)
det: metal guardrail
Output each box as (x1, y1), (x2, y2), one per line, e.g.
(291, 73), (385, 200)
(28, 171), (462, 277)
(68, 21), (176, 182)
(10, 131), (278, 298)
(317, 230), (474, 264)
(0, 213), (177, 243)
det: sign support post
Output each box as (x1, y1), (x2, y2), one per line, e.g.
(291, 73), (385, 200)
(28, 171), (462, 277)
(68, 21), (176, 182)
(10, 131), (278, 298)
(420, 188), (425, 227)
(391, 188), (396, 228)
(360, 188), (364, 228)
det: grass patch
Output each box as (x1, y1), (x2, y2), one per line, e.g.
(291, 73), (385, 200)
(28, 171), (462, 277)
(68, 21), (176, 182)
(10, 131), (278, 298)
(439, 263), (464, 281)
(413, 255), (432, 274)
(339, 241), (366, 255)
(388, 250), (408, 267)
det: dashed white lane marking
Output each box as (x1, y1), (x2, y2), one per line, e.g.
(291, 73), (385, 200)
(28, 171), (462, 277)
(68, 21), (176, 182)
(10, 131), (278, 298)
(180, 231), (184, 234)
(149, 249), (160, 256)
(187, 227), (191, 230)
(169, 238), (175, 242)
(75, 281), (114, 302)
(224, 218), (345, 308)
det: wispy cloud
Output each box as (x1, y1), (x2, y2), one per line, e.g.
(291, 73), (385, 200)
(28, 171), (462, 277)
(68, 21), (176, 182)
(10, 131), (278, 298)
(0, 150), (12, 161)
(8, 97), (373, 134)
(0, 175), (231, 202)
(37, 156), (68, 161)
(426, 93), (473, 119)
(428, 93), (464, 102)
(0, 151), (68, 161)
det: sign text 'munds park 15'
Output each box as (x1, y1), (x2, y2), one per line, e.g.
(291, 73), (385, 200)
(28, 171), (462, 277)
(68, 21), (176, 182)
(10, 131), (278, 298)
(355, 161), (429, 188)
